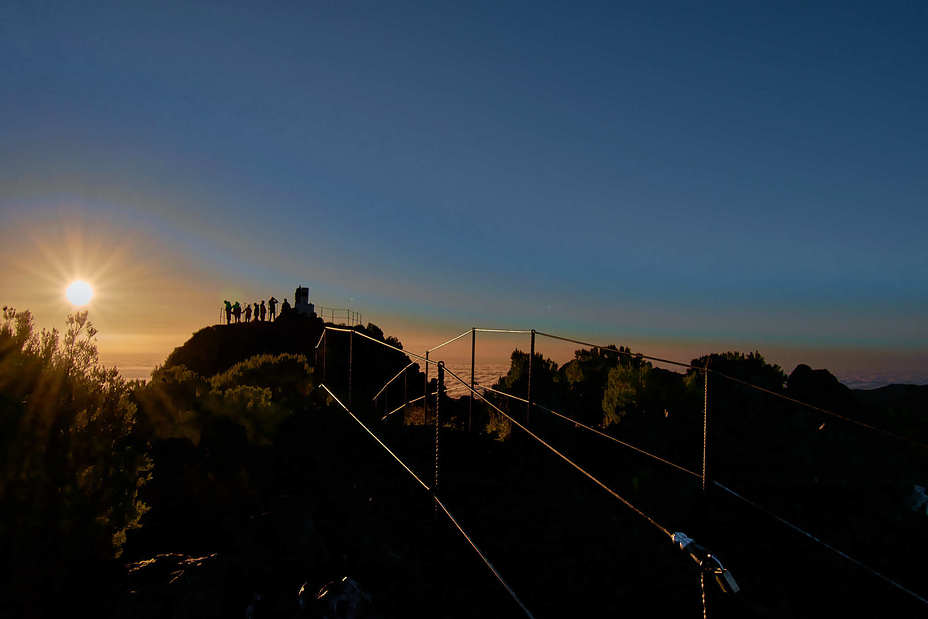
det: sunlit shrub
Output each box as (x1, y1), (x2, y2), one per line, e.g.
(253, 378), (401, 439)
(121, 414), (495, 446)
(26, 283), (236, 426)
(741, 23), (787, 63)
(0, 308), (152, 566)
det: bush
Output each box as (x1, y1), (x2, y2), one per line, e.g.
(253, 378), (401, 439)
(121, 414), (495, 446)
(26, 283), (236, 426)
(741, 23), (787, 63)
(0, 308), (152, 568)
(210, 353), (314, 405)
(138, 353), (314, 447)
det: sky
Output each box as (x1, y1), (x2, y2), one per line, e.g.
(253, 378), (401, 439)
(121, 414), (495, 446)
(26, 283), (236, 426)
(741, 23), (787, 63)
(1, 1), (926, 386)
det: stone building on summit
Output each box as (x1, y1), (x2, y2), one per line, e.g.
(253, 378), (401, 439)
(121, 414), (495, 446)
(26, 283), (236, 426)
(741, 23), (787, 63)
(294, 286), (315, 316)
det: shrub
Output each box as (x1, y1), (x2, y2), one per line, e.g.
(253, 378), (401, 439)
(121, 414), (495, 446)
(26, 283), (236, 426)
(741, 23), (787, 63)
(0, 308), (152, 567)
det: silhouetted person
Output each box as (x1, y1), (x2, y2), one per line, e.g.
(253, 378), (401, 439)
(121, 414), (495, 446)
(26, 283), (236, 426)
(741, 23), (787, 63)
(252, 302), (258, 322)
(268, 296), (278, 320)
(280, 298), (291, 315)
(244, 304), (252, 322)
(224, 300), (232, 325)
(259, 300), (266, 321)
(233, 301), (242, 323)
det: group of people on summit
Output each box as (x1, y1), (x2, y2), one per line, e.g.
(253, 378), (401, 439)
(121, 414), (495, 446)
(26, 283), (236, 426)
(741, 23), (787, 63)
(223, 296), (291, 324)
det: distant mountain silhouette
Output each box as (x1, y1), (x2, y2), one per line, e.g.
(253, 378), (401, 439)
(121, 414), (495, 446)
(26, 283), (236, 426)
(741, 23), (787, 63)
(789, 363), (928, 442)
(854, 382), (928, 410)
(854, 382), (928, 441)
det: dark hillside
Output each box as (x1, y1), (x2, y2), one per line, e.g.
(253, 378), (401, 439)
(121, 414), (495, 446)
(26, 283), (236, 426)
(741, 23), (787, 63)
(5, 306), (926, 617)
(789, 364), (928, 442)
(163, 313), (325, 377)
(854, 383), (928, 442)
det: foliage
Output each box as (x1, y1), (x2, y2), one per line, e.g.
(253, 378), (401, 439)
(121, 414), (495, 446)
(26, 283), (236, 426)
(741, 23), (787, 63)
(137, 353), (313, 446)
(685, 350), (786, 392)
(601, 361), (650, 425)
(0, 307), (152, 567)
(495, 349), (560, 399)
(385, 335), (403, 350)
(202, 384), (284, 445)
(487, 349), (559, 438)
(135, 364), (207, 443)
(364, 322), (385, 340)
(558, 346), (622, 425)
(210, 353), (315, 407)
(484, 408), (512, 440)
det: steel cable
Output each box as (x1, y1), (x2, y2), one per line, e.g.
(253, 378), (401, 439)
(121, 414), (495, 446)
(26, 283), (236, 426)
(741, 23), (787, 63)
(533, 329), (927, 449)
(331, 324), (926, 449)
(712, 480), (928, 608)
(432, 493), (537, 619)
(325, 325), (928, 610)
(427, 329), (473, 353)
(372, 361), (417, 402)
(480, 386), (700, 479)
(709, 370), (928, 450)
(441, 366), (676, 540)
(320, 383), (536, 618)
(381, 394), (426, 421)
(534, 330), (696, 369)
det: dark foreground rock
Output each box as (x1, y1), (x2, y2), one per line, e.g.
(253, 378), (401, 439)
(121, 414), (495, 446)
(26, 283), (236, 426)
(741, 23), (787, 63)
(117, 552), (379, 619)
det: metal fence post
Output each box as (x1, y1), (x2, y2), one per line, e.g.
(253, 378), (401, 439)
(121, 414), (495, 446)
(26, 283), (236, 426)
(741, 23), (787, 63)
(348, 329), (353, 407)
(424, 351), (430, 424)
(403, 366), (408, 417)
(435, 361), (443, 515)
(469, 328), (475, 432)
(527, 329), (535, 424)
(701, 360), (710, 495)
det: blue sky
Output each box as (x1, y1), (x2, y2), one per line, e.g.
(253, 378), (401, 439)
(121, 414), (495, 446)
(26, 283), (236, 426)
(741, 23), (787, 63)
(1, 1), (926, 381)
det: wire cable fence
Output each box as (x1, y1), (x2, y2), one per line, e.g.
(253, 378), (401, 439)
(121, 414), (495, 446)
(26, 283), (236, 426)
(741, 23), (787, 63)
(440, 365), (676, 541)
(319, 383), (536, 618)
(532, 330), (928, 451)
(317, 324), (928, 612)
(710, 480), (928, 607)
(480, 385), (701, 479)
(478, 381), (928, 609)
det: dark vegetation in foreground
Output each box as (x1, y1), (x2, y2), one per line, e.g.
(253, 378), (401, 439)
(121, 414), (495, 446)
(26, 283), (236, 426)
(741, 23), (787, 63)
(1, 307), (926, 618)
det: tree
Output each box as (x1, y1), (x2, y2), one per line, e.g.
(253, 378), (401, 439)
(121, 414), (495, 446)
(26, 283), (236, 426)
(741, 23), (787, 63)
(602, 362), (650, 426)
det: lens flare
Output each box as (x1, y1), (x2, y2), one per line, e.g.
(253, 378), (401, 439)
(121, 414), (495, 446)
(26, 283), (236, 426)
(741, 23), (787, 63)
(66, 280), (94, 306)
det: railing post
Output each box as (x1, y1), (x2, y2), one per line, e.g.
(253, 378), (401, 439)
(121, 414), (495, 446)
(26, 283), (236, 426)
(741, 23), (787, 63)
(348, 329), (353, 407)
(424, 350), (430, 424)
(701, 360), (710, 495)
(469, 328), (475, 432)
(322, 330), (327, 383)
(403, 366), (408, 417)
(527, 329), (535, 424)
(435, 361), (443, 515)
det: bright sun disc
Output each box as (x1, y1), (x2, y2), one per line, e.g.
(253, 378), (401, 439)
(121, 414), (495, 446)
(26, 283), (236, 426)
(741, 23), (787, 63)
(66, 280), (94, 306)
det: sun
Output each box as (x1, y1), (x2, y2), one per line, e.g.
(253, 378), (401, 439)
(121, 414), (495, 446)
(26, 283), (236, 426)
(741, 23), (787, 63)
(65, 280), (94, 307)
